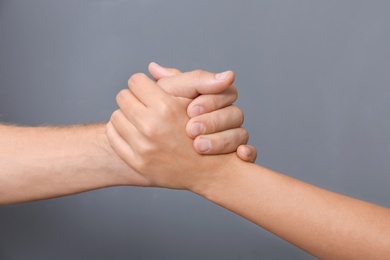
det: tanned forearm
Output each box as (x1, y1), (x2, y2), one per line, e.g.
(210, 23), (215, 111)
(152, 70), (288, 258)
(196, 155), (390, 259)
(0, 124), (148, 205)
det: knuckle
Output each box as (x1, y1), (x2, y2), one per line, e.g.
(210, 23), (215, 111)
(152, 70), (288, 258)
(110, 109), (123, 125)
(241, 128), (249, 143)
(210, 96), (219, 111)
(209, 114), (220, 133)
(233, 106), (245, 125)
(136, 141), (154, 156)
(133, 143), (158, 173)
(222, 138), (232, 150)
(128, 73), (146, 87)
(169, 68), (181, 74)
(193, 69), (205, 80)
(116, 89), (129, 105)
(140, 121), (166, 139)
(132, 157), (148, 173)
(230, 85), (238, 102)
(202, 95), (218, 112)
(140, 123), (155, 138)
(157, 100), (172, 116)
(213, 136), (233, 153)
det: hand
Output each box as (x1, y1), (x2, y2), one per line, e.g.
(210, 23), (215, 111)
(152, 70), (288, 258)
(148, 62), (257, 163)
(106, 72), (235, 191)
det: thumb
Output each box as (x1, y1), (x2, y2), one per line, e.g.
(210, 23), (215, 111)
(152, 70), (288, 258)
(156, 69), (235, 99)
(148, 62), (182, 81)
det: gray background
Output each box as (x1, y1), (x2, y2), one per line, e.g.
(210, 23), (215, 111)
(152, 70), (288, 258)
(1, 1), (390, 259)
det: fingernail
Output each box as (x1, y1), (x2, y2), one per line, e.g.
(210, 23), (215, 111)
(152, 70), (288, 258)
(191, 122), (205, 136)
(189, 106), (205, 117)
(151, 61), (165, 70)
(243, 146), (252, 158)
(215, 70), (231, 81)
(197, 138), (211, 152)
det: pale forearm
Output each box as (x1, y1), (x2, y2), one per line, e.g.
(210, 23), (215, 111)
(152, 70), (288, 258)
(0, 124), (140, 204)
(197, 156), (390, 259)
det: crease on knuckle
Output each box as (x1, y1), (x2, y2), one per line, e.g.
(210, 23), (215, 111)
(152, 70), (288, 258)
(221, 137), (232, 151)
(207, 95), (219, 112)
(210, 114), (220, 133)
(193, 69), (205, 81)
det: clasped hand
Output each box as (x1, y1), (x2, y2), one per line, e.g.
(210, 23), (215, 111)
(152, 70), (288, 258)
(106, 63), (256, 190)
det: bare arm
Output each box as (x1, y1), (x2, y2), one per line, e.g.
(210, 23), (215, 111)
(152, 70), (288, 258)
(199, 159), (390, 259)
(107, 72), (390, 259)
(0, 123), (141, 204)
(0, 65), (256, 204)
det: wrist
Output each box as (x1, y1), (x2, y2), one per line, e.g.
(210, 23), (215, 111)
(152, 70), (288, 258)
(92, 123), (138, 186)
(189, 153), (242, 198)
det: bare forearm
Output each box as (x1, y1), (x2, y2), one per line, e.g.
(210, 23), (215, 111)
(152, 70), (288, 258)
(0, 124), (141, 204)
(196, 155), (390, 259)
(104, 67), (390, 258)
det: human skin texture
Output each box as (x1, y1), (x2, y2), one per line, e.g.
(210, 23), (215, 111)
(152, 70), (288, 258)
(107, 71), (390, 259)
(0, 64), (255, 204)
(148, 63), (257, 161)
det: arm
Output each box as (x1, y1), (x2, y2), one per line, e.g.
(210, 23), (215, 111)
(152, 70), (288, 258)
(201, 160), (390, 259)
(0, 123), (141, 204)
(107, 73), (390, 259)
(0, 66), (256, 204)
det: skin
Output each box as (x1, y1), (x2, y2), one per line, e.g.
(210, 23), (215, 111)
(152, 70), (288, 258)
(148, 62), (256, 161)
(0, 64), (256, 204)
(108, 71), (390, 259)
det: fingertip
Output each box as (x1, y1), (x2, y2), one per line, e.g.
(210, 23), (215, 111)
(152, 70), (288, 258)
(215, 70), (233, 81)
(238, 145), (251, 161)
(148, 61), (159, 70)
(194, 137), (212, 154)
(237, 145), (257, 163)
(187, 105), (205, 118)
(149, 62), (165, 81)
(209, 70), (235, 94)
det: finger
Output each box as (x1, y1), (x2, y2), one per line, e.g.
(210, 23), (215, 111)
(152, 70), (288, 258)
(110, 109), (139, 145)
(148, 62), (181, 81)
(187, 85), (238, 118)
(106, 121), (135, 163)
(157, 69), (235, 99)
(116, 88), (145, 127)
(186, 105), (244, 138)
(237, 145), (258, 163)
(127, 73), (170, 107)
(192, 128), (249, 154)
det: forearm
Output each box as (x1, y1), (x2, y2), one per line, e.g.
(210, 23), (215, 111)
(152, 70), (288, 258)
(105, 67), (390, 258)
(196, 155), (390, 259)
(0, 124), (140, 204)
